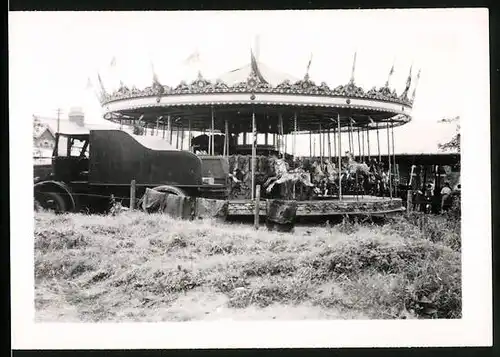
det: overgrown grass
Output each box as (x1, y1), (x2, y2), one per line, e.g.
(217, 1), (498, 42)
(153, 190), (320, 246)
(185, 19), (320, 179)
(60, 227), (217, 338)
(34, 210), (461, 321)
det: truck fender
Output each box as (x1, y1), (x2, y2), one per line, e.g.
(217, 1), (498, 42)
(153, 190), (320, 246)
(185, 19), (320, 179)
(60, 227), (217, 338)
(152, 185), (187, 196)
(34, 180), (76, 212)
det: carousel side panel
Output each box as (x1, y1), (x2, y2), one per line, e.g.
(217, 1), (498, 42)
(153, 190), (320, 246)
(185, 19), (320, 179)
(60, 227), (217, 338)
(296, 198), (404, 216)
(88, 130), (203, 186)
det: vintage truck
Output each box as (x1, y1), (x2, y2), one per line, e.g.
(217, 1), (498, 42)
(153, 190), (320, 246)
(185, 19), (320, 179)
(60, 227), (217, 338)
(34, 129), (231, 213)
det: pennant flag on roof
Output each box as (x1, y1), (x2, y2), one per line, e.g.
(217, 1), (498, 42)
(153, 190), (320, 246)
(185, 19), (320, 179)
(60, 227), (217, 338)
(151, 61), (160, 84)
(402, 65), (413, 96)
(349, 51), (357, 84)
(411, 69), (422, 100)
(250, 49), (268, 84)
(86, 77), (93, 90)
(110, 56), (116, 67)
(306, 53), (313, 76)
(97, 73), (106, 94)
(385, 58), (395, 87)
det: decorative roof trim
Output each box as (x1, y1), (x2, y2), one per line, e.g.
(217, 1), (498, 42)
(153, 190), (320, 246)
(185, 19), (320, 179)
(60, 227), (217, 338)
(103, 92), (412, 116)
(101, 74), (413, 109)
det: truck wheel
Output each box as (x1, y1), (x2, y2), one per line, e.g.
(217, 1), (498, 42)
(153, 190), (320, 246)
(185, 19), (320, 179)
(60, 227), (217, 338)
(152, 185), (187, 196)
(39, 192), (68, 213)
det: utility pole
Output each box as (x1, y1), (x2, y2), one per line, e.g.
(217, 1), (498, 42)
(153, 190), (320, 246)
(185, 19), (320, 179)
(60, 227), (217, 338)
(56, 108), (61, 133)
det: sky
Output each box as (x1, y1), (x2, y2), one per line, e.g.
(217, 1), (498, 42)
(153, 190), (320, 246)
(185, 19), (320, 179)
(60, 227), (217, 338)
(9, 9), (477, 155)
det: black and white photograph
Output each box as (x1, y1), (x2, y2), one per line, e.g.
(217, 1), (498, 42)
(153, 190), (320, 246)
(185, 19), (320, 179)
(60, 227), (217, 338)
(10, 8), (491, 349)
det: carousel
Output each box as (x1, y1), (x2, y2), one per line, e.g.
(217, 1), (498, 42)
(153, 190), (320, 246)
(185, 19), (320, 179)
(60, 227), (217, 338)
(98, 49), (418, 217)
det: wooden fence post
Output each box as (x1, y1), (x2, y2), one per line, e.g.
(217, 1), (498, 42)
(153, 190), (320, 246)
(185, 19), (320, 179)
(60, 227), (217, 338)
(254, 185), (261, 230)
(130, 179), (136, 210)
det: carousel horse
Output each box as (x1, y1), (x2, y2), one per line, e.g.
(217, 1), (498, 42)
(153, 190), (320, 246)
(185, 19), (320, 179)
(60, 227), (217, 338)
(342, 151), (372, 194)
(322, 160), (340, 195)
(310, 161), (326, 184)
(263, 157), (319, 198)
(345, 151), (371, 178)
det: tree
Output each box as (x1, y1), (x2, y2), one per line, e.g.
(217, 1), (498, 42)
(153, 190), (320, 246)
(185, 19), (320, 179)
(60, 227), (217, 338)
(438, 116), (460, 153)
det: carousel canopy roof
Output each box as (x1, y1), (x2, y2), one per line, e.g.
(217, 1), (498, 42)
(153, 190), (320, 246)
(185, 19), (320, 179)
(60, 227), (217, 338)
(100, 50), (418, 134)
(216, 51), (299, 86)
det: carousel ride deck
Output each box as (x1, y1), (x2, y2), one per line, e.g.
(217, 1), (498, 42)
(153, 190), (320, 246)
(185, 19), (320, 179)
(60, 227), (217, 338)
(227, 195), (404, 217)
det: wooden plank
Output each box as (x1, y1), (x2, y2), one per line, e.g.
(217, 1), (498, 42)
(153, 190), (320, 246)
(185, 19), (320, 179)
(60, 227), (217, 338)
(226, 198), (404, 217)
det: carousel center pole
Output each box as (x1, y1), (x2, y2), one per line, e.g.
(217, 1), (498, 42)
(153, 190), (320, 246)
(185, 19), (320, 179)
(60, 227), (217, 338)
(251, 107), (256, 200)
(337, 114), (342, 200)
(386, 123), (392, 199)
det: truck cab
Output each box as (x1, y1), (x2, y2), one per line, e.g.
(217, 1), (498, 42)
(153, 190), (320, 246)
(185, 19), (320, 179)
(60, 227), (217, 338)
(35, 129), (231, 213)
(51, 132), (90, 182)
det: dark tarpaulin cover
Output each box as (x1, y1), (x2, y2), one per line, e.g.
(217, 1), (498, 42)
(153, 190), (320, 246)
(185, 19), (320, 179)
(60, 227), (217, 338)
(140, 188), (227, 220)
(266, 199), (298, 225)
(195, 198), (228, 219)
(141, 188), (168, 213)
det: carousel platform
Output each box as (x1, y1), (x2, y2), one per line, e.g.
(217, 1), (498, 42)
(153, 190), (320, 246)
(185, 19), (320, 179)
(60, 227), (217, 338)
(227, 195), (404, 217)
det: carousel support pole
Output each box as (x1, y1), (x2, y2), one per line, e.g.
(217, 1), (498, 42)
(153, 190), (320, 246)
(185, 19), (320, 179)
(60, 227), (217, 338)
(188, 118), (192, 152)
(333, 127), (337, 164)
(156, 116), (160, 136)
(120, 118), (123, 131)
(387, 123), (392, 199)
(168, 115), (173, 145)
(349, 119), (354, 156)
(251, 109), (257, 200)
(367, 125), (371, 161)
(361, 127), (365, 163)
(391, 123), (398, 197)
(347, 122), (352, 153)
(162, 120), (166, 139)
(224, 119), (229, 157)
(337, 114), (342, 200)
(333, 128), (337, 158)
(327, 128), (332, 160)
(279, 114), (284, 159)
(180, 123), (185, 150)
(324, 131), (327, 160)
(309, 131), (312, 158)
(176, 125), (180, 149)
(211, 107), (215, 156)
(376, 123), (381, 162)
(319, 124), (323, 166)
(293, 112), (297, 161)
(357, 127), (361, 162)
